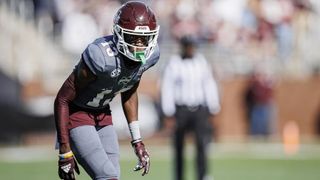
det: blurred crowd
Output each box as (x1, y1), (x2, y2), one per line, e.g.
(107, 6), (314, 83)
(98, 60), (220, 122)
(0, 0), (320, 143)
(2, 0), (320, 69)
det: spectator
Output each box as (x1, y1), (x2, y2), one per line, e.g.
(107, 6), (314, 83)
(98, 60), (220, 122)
(161, 35), (220, 180)
(245, 71), (275, 136)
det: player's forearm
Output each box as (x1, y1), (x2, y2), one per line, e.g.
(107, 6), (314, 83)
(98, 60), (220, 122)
(121, 86), (142, 141)
(54, 74), (76, 145)
(54, 98), (70, 144)
(121, 81), (140, 123)
(121, 90), (138, 124)
(122, 88), (150, 176)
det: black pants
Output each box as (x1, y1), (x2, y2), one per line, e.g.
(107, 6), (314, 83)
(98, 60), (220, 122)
(173, 105), (211, 180)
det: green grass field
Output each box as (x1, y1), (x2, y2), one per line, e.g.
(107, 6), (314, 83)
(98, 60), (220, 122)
(1, 143), (320, 180)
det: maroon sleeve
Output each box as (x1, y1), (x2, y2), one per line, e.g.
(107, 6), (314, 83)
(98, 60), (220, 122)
(54, 73), (76, 144)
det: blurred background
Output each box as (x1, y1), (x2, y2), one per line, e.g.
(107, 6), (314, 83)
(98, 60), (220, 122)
(0, 0), (320, 180)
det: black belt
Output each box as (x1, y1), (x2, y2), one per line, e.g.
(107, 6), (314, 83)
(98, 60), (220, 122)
(176, 105), (202, 112)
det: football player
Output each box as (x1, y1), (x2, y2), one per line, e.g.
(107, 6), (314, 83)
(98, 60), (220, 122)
(54, 1), (160, 180)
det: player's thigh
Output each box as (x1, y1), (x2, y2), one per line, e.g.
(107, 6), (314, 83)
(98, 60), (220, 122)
(70, 125), (119, 179)
(98, 125), (120, 174)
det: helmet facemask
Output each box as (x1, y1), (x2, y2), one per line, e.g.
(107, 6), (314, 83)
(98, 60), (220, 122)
(113, 25), (159, 64)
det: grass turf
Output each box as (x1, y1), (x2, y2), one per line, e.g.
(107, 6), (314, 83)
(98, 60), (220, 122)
(1, 157), (320, 180)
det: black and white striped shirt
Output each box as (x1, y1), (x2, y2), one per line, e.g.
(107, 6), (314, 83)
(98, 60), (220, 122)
(161, 53), (220, 117)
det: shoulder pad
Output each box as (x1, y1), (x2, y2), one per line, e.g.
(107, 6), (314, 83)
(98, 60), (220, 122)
(82, 43), (105, 75)
(82, 36), (118, 75)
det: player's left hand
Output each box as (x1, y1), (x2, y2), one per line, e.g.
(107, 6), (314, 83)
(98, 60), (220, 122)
(131, 140), (150, 176)
(58, 155), (80, 180)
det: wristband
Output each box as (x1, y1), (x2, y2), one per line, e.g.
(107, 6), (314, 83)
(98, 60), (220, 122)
(59, 151), (74, 160)
(131, 138), (142, 145)
(128, 121), (141, 141)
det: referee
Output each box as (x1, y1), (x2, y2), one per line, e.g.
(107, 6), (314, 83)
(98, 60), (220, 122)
(161, 36), (220, 180)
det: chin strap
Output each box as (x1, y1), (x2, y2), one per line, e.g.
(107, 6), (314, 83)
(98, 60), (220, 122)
(140, 55), (146, 65)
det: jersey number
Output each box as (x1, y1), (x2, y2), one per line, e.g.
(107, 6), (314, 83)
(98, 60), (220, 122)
(86, 85), (134, 107)
(86, 89), (113, 107)
(86, 40), (134, 107)
(101, 41), (118, 57)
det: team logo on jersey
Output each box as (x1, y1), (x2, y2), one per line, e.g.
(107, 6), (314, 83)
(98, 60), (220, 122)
(111, 68), (121, 78)
(118, 76), (133, 85)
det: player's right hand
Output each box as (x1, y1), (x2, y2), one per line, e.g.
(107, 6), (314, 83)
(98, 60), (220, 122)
(131, 139), (150, 176)
(58, 153), (80, 180)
